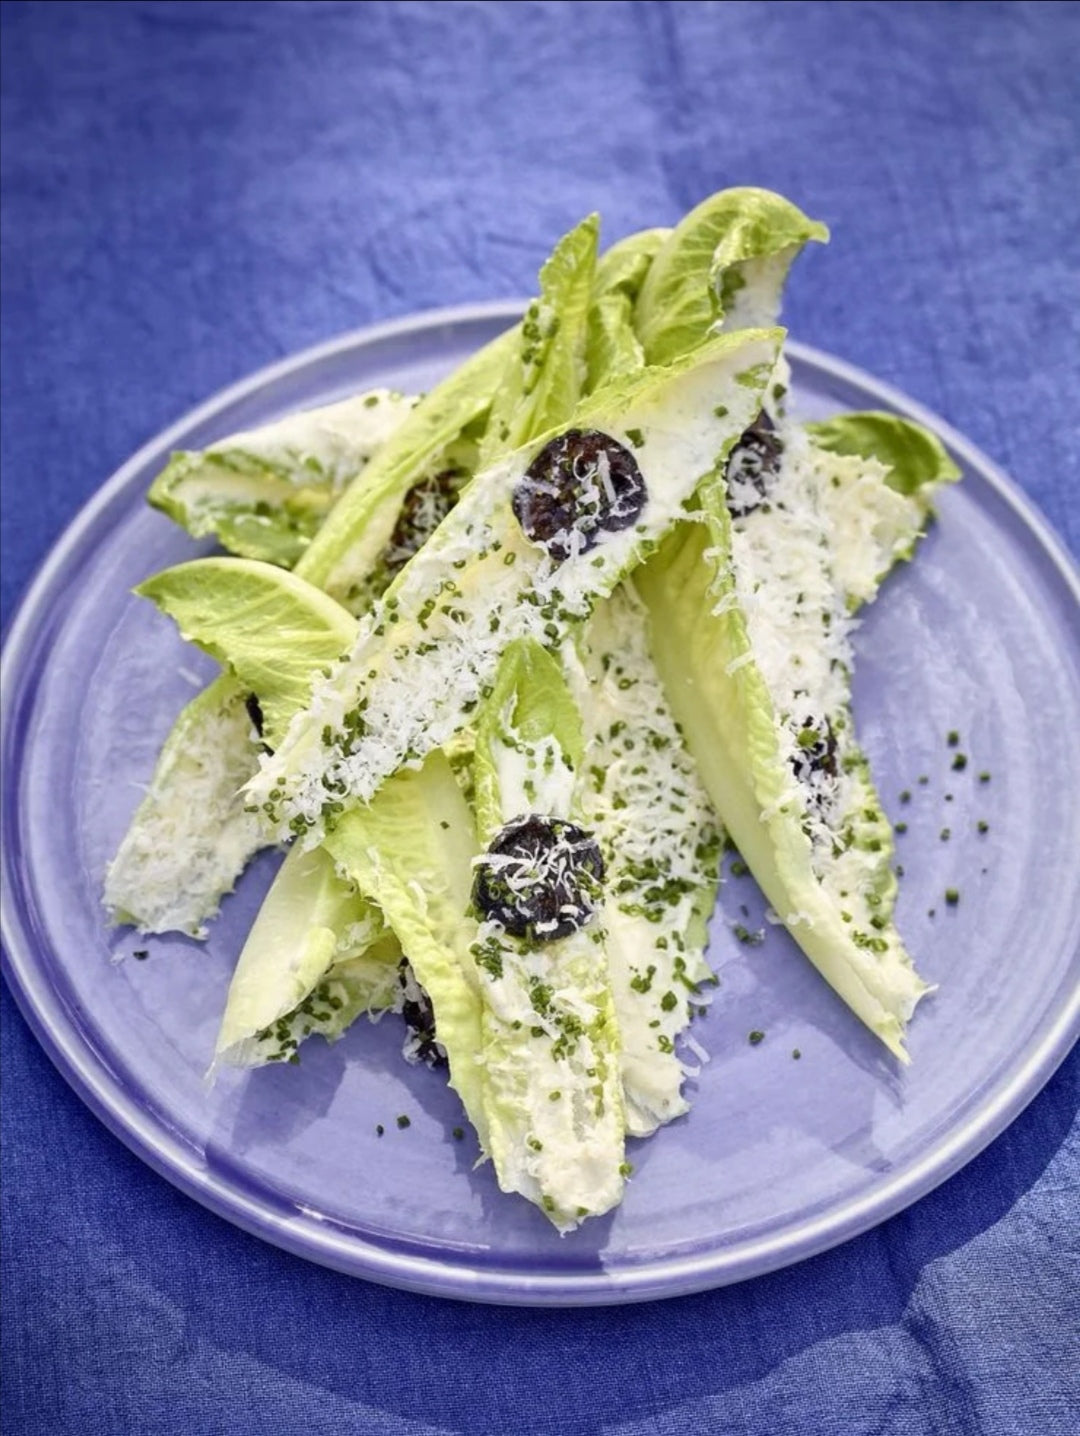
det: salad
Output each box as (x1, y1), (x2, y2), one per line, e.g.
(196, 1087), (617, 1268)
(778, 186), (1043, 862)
(106, 188), (959, 1231)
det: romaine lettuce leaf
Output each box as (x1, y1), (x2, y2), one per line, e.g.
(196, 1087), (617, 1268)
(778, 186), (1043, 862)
(251, 326), (783, 843)
(584, 228), (669, 391)
(636, 421), (930, 1061)
(635, 187), (828, 364)
(807, 411), (961, 498)
(104, 674), (265, 937)
(149, 390), (418, 567)
(472, 637), (585, 842)
(244, 936), (402, 1063)
(296, 326), (518, 611)
(570, 585), (723, 1135)
(134, 464), (370, 937)
(137, 558), (357, 749)
(480, 215), (599, 466)
(323, 752), (491, 1151)
(808, 413), (962, 578)
(213, 843), (399, 1070)
(809, 416), (960, 606)
(470, 639), (625, 1228)
(135, 558), (409, 1059)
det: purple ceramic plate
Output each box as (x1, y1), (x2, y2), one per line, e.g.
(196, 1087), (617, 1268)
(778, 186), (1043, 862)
(3, 304), (1079, 1306)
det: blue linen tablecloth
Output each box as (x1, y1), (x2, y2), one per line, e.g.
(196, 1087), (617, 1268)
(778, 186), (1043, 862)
(2, 2), (1077, 1431)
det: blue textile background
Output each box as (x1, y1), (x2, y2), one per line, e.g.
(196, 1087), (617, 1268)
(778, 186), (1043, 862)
(2, 2), (1078, 1432)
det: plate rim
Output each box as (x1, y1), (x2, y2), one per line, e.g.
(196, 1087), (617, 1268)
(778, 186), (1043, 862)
(2, 300), (1078, 1306)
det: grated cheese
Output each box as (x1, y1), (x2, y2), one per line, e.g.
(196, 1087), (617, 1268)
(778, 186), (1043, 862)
(104, 677), (265, 937)
(249, 336), (780, 844)
(724, 419), (925, 955)
(569, 585), (722, 1137)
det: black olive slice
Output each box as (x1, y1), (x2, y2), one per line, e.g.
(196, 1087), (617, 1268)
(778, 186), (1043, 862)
(398, 959), (446, 1067)
(725, 409), (784, 517)
(472, 815), (605, 942)
(790, 716), (839, 787)
(512, 429), (646, 562)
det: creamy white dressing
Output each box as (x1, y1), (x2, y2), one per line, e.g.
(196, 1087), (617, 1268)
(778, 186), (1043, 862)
(492, 731), (576, 819)
(718, 246), (801, 333)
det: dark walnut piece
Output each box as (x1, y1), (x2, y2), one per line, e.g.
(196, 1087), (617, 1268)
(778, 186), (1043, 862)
(472, 815), (605, 942)
(512, 429), (646, 562)
(724, 409), (784, 517)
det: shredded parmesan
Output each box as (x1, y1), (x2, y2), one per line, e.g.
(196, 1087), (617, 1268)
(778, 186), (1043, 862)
(104, 679), (265, 937)
(249, 337), (779, 844)
(569, 584), (722, 1137)
(725, 418), (918, 950)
